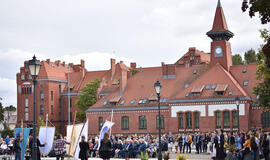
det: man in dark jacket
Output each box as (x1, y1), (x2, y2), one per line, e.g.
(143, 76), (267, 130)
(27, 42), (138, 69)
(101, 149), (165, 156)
(29, 135), (46, 160)
(13, 133), (22, 160)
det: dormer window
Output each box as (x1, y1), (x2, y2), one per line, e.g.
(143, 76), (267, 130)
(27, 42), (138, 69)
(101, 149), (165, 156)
(191, 85), (204, 97)
(215, 84), (228, 96)
(149, 100), (156, 104)
(193, 70), (197, 74)
(229, 91), (233, 95)
(185, 93), (190, 97)
(120, 99), (125, 105)
(130, 99), (136, 105)
(184, 83), (189, 88)
(109, 96), (121, 105)
(243, 80), (248, 86)
(160, 98), (168, 104)
(205, 84), (210, 90)
(138, 98), (147, 104)
(103, 101), (108, 106)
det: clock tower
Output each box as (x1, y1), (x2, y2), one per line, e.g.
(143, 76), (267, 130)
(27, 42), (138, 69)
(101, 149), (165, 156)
(207, 0), (234, 71)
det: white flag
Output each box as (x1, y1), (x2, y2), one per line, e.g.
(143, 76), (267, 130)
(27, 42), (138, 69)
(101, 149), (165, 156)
(74, 120), (88, 160)
(97, 120), (114, 150)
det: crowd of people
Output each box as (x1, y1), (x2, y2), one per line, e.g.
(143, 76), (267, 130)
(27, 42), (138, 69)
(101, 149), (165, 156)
(1, 128), (270, 160)
(85, 129), (270, 160)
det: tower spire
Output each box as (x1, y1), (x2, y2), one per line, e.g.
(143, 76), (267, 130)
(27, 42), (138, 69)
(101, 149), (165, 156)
(206, 0), (234, 41)
(217, 0), (221, 8)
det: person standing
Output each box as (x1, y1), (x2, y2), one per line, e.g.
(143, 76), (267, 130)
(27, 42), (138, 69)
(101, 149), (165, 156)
(195, 132), (202, 154)
(262, 134), (269, 160)
(79, 136), (89, 160)
(99, 132), (112, 160)
(186, 133), (192, 153)
(54, 134), (70, 160)
(29, 135), (46, 160)
(177, 134), (183, 154)
(250, 136), (258, 160)
(216, 129), (225, 160)
(13, 133), (22, 160)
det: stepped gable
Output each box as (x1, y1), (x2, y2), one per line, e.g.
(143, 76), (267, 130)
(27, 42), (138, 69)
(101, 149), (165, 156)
(39, 60), (69, 79)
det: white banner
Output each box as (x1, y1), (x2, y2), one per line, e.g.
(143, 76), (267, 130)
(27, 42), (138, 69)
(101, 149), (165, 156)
(38, 127), (55, 155)
(74, 120), (88, 160)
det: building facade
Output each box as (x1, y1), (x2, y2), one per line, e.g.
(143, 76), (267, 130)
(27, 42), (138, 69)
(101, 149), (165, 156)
(16, 0), (269, 135)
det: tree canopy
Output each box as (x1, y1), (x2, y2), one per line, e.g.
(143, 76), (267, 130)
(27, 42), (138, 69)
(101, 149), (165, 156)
(244, 49), (257, 64)
(75, 78), (101, 122)
(232, 54), (244, 65)
(4, 105), (16, 112)
(242, 0), (270, 68)
(253, 30), (270, 109)
(0, 100), (4, 122)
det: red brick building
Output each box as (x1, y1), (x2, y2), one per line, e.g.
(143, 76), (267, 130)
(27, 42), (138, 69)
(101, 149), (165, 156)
(16, 1), (267, 135)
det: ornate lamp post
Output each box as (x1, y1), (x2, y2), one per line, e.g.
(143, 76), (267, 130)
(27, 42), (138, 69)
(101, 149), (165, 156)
(235, 97), (240, 132)
(154, 80), (162, 160)
(28, 55), (41, 160)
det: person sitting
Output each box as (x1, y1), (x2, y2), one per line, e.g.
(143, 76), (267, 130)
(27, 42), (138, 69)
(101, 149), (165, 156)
(0, 141), (9, 155)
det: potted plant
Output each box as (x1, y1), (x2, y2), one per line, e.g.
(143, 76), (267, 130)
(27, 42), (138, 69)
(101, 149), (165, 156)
(140, 152), (149, 160)
(176, 153), (189, 160)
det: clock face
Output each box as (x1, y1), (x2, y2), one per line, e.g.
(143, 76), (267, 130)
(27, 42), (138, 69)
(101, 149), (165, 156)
(214, 46), (223, 57)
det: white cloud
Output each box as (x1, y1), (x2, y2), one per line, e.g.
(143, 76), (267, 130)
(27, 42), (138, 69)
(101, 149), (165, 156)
(0, 78), (16, 107)
(0, 49), (133, 106)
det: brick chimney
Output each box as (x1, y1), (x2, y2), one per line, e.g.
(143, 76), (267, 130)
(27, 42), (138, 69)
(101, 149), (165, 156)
(111, 58), (116, 80)
(120, 67), (128, 94)
(130, 62), (136, 69)
(81, 59), (86, 78)
(162, 62), (176, 79)
(81, 59), (85, 68)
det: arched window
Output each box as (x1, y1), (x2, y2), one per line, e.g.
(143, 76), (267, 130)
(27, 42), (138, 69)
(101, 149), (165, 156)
(216, 112), (221, 128)
(121, 116), (129, 130)
(186, 112), (192, 129)
(139, 116), (147, 129)
(224, 111), (230, 128)
(156, 115), (164, 129)
(178, 113), (184, 129)
(194, 112), (199, 129)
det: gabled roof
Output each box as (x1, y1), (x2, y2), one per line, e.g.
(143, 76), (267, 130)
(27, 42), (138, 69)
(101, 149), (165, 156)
(230, 63), (259, 100)
(172, 65), (249, 100)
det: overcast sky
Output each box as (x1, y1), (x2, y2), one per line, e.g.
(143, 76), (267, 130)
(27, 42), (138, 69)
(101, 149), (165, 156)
(0, 0), (268, 107)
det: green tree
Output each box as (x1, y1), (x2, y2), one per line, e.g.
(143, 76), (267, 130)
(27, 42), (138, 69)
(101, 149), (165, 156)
(232, 54), (244, 65)
(75, 78), (101, 122)
(242, 0), (270, 24)
(4, 105), (16, 112)
(242, 1), (270, 68)
(0, 99), (4, 122)
(253, 30), (270, 109)
(244, 49), (257, 64)
(1, 122), (14, 138)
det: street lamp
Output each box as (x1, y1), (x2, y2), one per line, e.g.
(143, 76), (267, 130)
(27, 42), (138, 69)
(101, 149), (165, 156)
(28, 55), (41, 160)
(154, 80), (162, 160)
(235, 97), (240, 132)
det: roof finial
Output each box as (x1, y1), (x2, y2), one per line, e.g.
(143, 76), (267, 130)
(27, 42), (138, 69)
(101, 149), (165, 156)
(217, 0), (222, 8)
